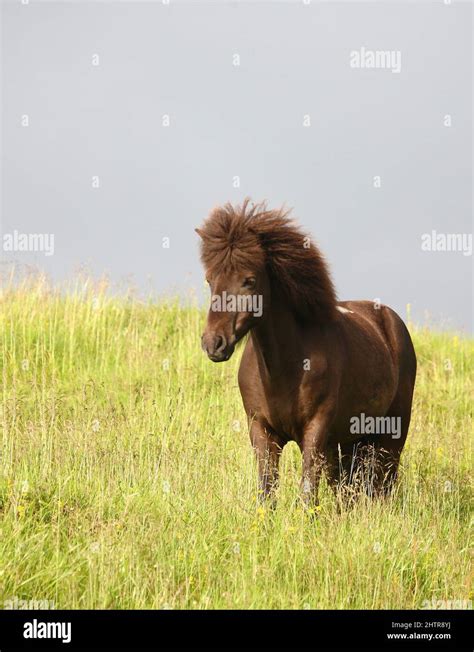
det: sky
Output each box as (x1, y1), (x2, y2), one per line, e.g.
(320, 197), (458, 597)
(1, 0), (472, 332)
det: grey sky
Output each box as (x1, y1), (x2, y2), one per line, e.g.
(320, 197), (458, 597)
(1, 0), (472, 332)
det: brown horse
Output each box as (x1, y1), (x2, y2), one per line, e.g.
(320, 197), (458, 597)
(196, 200), (416, 506)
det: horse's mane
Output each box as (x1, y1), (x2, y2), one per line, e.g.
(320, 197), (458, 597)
(197, 198), (337, 323)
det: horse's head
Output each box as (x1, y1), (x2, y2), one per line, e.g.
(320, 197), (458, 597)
(198, 264), (269, 362)
(196, 199), (337, 362)
(195, 201), (270, 362)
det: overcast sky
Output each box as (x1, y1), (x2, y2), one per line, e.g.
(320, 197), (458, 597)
(1, 0), (472, 332)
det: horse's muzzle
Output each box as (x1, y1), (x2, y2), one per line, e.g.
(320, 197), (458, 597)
(201, 332), (235, 362)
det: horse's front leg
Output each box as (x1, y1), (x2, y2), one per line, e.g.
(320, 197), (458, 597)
(249, 420), (282, 504)
(300, 410), (333, 508)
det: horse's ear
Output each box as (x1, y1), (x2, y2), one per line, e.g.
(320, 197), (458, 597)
(195, 228), (203, 239)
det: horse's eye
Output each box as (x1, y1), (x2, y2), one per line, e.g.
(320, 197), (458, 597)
(242, 277), (256, 289)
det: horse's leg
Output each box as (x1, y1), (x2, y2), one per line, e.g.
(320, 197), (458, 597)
(325, 437), (402, 499)
(325, 441), (365, 507)
(364, 415), (411, 496)
(371, 442), (402, 497)
(299, 411), (333, 508)
(351, 438), (400, 497)
(249, 420), (282, 504)
(363, 309), (416, 497)
(361, 378), (415, 497)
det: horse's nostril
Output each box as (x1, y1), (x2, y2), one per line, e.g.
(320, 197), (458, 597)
(215, 335), (226, 352)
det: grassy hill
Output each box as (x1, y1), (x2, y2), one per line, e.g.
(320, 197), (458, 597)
(0, 278), (472, 609)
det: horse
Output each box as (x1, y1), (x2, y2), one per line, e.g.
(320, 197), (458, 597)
(196, 199), (417, 506)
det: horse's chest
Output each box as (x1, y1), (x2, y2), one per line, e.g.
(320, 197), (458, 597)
(266, 399), (300, 440)
(238, 341), (329, 441)
(258, 371), (328, 441)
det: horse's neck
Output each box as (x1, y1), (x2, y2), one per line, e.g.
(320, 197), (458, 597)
(250, 299), (302, 377)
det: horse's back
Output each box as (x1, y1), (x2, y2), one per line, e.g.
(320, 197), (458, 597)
(337, 300), (416, 386)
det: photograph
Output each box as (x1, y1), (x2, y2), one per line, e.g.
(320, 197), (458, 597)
(0, 0), (472, 649)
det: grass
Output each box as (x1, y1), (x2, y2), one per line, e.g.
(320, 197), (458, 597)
(0, 275), (472, 610)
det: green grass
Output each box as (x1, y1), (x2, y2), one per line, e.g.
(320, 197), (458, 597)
(0, 276), (472, 609)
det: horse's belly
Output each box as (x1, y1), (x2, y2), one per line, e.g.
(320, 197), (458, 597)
(331, 368), (397, 440)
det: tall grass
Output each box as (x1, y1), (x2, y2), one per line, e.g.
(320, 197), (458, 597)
(0, 276), (472, 609)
